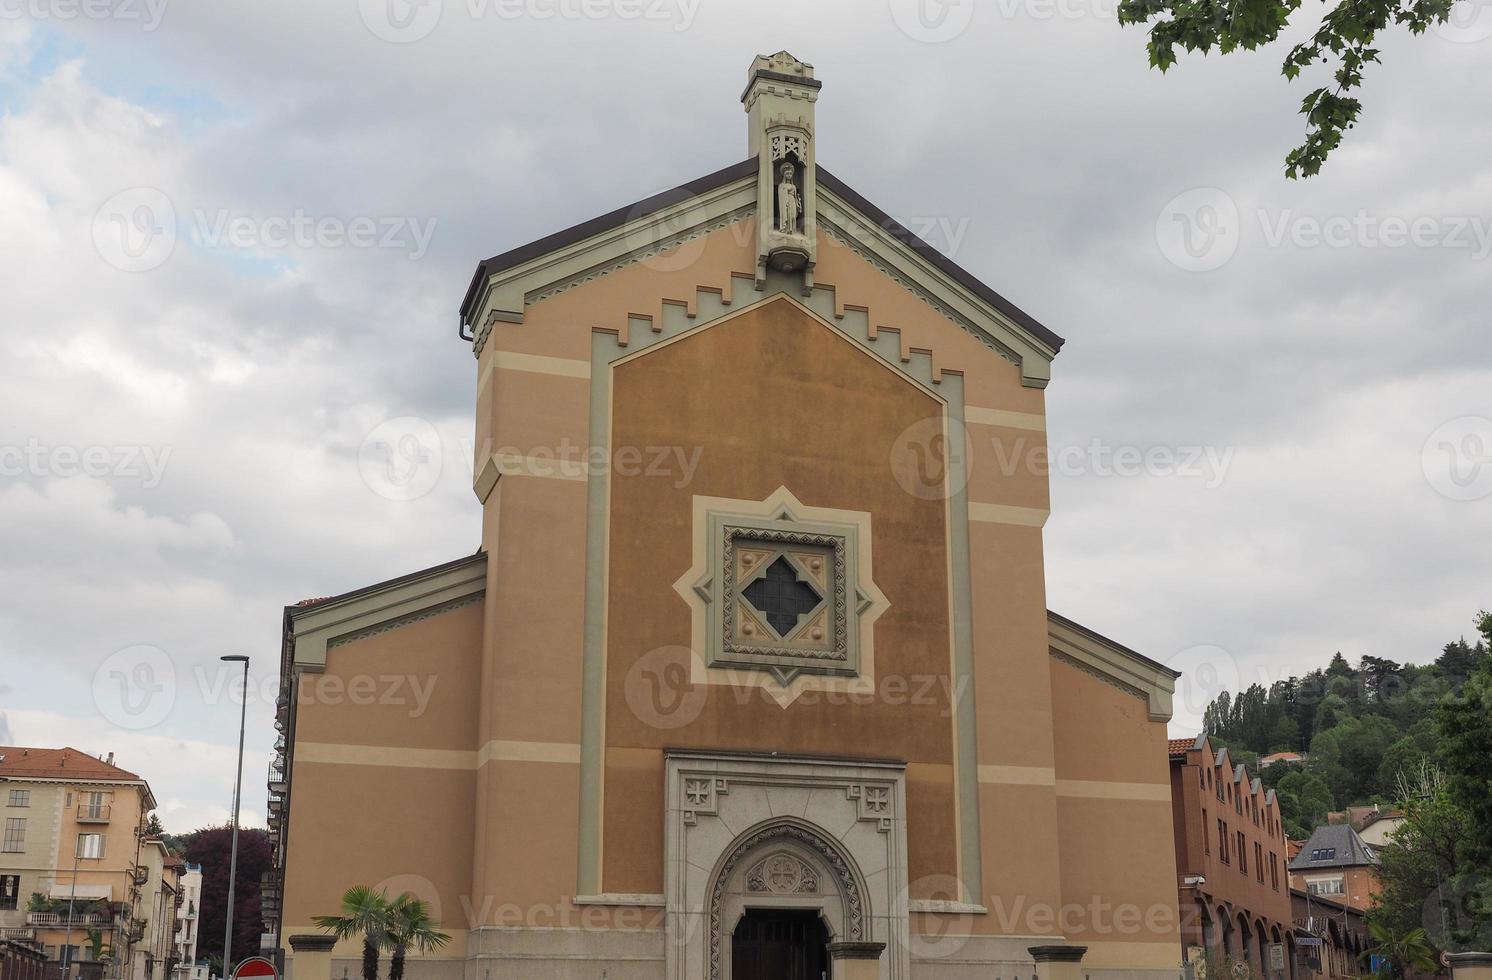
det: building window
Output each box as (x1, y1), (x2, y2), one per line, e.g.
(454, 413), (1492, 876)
(1310, 847), (1337, 861)
(77, 833), (105, 859)
(2, 818), (24, 852)
(6, 790), (28, 807)
(1238, 832), (1248, 874)
(693, 500), (878, 683)
(1270, 852), (1279, 890)
(1308, 878), (1345, 896)
(0, 874), (19, 909)
(1218, 819), (1229, 864)
(1203, 809), (1210, 854)
(1255, 842), (1264, 882)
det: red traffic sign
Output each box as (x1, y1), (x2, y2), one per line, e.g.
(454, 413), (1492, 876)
(231, 957), (278, 980)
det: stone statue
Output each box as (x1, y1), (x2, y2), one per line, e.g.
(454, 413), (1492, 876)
(776, 160), (802, 234)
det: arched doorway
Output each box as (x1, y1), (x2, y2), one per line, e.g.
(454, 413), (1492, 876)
(708, 819), (866, 980)
(732, 908), (829, 980)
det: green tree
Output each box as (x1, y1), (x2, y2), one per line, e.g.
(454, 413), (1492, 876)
(1267, 715), (1301, 753)
(1276, 769), (1334, 835)
(1307, 721), (1353, 804)
(384, 894), (452, 980)
(1368, 769), (1470, 950)
(1314, 692), (1353, 732)
(313, 886), (392, 980)
(1342, 715), (1401, 800)
(1116, 0), (1465, 177)
(1435, 612), (1492, 867)
(1436, 637), (1487, 686)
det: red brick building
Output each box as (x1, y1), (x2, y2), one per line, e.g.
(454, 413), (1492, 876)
(1170, 735), (1296, 978)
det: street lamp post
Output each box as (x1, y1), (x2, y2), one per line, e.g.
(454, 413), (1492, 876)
(220, 655), (250, 980)
(59, 840), (81, 980)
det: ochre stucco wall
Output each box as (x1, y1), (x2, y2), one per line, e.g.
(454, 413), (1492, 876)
(281, 600), (483, 951)
(1051, 659), (1182, 967)
(600, 298), (958, 893)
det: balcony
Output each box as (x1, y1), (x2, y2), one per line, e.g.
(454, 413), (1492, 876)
(0, 927), (36, 941)
(76, 804), (111, 823)
(25, 912), (114, 928)
(267, 758), (286, 794)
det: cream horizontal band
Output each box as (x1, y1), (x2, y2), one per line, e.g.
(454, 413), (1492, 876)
(295, 742), (476, 769)
(1055, 779), (1171, 801)
(490, 452), (589, 482)
(968, 503), (1050, 528)
(978, 765), (1057, 786)
(572, 894), (667, 908)
(295, 740), (581, 770)
(478, 739), (582, 766)
(965, 406), (1046, 432)
(479, 351), (592, 391)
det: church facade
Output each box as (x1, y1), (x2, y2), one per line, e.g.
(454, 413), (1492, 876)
(268, 54), (1184, 980)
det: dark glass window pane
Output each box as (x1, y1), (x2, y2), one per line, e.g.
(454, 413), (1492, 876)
(743, 557), (821, 635)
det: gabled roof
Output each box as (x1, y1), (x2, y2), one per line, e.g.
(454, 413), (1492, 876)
(1289, 824), (1380, 870)
(458, 158), (1065, 355)
(458, 158), (757, 323)
(0, 746), (141, 781)
(1046, 611), (1180, 722)
(1168, 736), (1203, 757)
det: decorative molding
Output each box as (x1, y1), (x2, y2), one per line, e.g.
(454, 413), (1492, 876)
(525, 208), (753, 308)
(571, 893), (666, 908)
(1051, 649), (1150, 704)
(327, 593), (484, 650)
(968, 502), (1051, 528)
(907, 899), (990, 915)
(287, 934), (337, 953)
(745, 852), (820, 894)
(664, 751), (910, 980)
(1030, 944), (1089, 963)
(469, 173), (759, 353)
(289, 554), (487, 672)
(821, 217), (1024, 371)
(707, 822), (866, 980)
(828, 941), (888, 961)
(673, 484), (887, 706)
(1047, 612), (1178, 723)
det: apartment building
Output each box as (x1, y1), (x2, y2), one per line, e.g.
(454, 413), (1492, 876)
(170, 863), (203, 980)
(0, 747), (157, 975)
(1169, 735), (1296, 979)
(1288, 825), (1381, 912)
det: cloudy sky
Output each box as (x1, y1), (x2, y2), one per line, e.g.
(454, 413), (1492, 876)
(0, 0), (1488, 833)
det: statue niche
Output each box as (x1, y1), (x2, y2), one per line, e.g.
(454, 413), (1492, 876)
(774, 156), (805, 236)
(764, 141), (811, 274)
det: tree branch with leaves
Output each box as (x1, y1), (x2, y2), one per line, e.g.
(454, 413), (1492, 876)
(1117, 0), (1459, 176)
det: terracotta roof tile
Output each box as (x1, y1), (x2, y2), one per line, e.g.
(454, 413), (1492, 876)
(1168, 737), (1199, 756)
(0, 746), (141, 781)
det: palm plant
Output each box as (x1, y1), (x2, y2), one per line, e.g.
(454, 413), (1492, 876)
(1367, 920), (1437, 979)
(312, 886), (392, 980)
(384, 893), (451, 980)
(83, 928), (113, 962)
